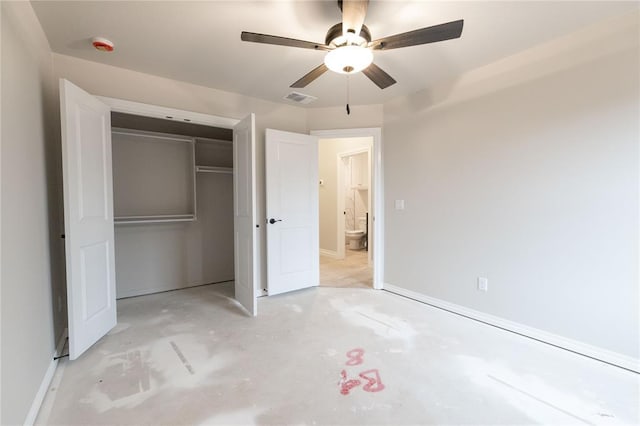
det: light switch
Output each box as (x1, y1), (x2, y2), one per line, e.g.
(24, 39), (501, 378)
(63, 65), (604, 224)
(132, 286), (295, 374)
(395, 200), (405, 210)
(477, 277), (489, 292)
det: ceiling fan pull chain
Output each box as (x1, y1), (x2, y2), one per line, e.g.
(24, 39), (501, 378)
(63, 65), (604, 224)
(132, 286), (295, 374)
(346, 75), (351, 115)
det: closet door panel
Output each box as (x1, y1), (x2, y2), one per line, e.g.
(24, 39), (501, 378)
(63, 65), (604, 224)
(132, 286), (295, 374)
(60, 78), (116, 360)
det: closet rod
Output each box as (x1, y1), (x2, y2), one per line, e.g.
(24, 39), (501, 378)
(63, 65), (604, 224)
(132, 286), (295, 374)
(194, 137), (233, 144)
(115, 214), (196, 225)
(196, 166), (233, 174)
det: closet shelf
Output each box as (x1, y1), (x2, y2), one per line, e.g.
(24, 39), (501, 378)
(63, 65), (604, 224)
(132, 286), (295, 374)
(195, 137), (233, 145)
(115, 214), (196, 225)
(196, 165), (233, 174)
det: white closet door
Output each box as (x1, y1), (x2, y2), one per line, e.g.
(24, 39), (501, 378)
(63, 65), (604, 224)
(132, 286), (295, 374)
(60, 79), (117, 360)
(233, 114), (258, 315)
(265, 129), (319, 295)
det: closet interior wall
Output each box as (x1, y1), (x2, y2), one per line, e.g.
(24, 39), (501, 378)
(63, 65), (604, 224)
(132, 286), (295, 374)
(111, 112), (234, 298)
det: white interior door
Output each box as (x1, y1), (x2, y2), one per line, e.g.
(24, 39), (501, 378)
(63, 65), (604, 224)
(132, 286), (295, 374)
(60, 79), (117, 360)
(265, 129), (319, 295)
(233, 114), (257, 315)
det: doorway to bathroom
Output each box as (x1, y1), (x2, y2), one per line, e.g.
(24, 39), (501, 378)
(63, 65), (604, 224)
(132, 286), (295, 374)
(317, 135), (374, 289)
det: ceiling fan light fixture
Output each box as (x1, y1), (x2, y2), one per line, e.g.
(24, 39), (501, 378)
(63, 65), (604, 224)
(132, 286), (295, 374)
(324, 45), (373, 74)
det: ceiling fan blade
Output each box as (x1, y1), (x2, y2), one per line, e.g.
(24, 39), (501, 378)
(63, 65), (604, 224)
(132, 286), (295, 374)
(362, 63), (396, 89)
(341, 0), (369, 36)
(290, 64), (329, 88)
(370, 19), (464, 50)
(241, 32), (331, 51)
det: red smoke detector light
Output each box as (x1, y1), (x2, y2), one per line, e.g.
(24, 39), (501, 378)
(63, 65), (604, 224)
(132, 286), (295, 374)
(92, 37), (114, 52)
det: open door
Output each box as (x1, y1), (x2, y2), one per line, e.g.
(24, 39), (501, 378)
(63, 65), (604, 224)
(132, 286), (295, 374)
(265, 129), (319, 295)
(233, 114), (258, 315)
(60, 79), (117, 360)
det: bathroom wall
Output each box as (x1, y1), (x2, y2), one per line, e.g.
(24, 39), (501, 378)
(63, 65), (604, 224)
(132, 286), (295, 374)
(343, 157), (355, 231)
(344, 152), (369, 232)
(318, 137), (372, 255)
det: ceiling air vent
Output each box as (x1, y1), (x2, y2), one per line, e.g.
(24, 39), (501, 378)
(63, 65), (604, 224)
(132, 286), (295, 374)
(284, 92), (317, 105)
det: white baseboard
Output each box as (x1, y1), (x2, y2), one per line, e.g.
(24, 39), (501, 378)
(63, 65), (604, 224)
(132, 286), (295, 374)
(384, 284), (639, 373)
(117, 279), (234, 299)
(319, 248), (340, 259)
(24, 329), (68, 426)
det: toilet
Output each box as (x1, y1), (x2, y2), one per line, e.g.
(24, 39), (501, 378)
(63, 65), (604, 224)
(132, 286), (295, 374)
(345, 217), (367, 250)
(345, 229), (365, 249)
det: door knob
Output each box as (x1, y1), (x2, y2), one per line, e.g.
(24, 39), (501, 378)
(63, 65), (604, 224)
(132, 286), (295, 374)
(269, 218), (282, 224)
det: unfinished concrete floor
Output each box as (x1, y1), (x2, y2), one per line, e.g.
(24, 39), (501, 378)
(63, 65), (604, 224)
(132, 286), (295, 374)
(37, 283), (639, 425)
(320, 249), (372, 289)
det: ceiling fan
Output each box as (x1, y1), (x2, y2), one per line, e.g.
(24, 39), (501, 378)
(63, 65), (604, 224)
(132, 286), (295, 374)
(240, 0), (464, 90)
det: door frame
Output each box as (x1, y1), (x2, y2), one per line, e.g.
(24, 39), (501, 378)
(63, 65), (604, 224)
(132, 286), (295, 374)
(336, 146), (372, 262)
(97, 97), (239, 129)
(96, 97), (263, 303)
(311, 128), (384, 290)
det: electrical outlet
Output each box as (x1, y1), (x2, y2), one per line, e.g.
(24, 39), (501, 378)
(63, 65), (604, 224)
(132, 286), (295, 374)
(395, 200), (405, 210)
(477, 277), (489, 292)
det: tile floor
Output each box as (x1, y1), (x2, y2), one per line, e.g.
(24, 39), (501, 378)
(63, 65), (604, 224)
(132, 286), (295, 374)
(36, 283), (639, 425)
(320, 249), (372, 289)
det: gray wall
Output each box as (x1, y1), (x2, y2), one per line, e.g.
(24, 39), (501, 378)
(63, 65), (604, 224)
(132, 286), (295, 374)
(1, 3), (66, 424)
(114, 172), (235, 298)
(383, 13), (639, 359)
(111, 134), (234, 298)
(307, 104), (383, 130)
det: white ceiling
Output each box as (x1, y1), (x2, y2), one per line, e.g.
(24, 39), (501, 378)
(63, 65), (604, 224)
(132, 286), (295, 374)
(31, 1), (638, 108)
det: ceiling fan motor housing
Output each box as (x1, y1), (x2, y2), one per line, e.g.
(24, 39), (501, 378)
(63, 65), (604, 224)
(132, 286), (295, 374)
(325, 23), (371, 46)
